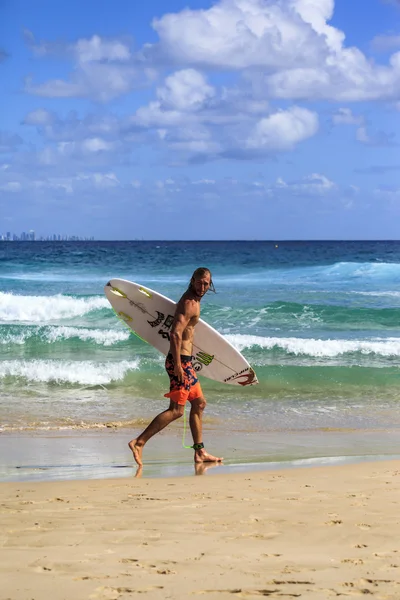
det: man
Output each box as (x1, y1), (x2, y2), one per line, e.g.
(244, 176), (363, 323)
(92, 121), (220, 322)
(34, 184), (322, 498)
(129, 267), (222, 467)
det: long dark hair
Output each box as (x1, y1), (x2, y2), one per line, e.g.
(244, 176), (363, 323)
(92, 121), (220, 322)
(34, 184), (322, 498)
(189, 267), (216, 294)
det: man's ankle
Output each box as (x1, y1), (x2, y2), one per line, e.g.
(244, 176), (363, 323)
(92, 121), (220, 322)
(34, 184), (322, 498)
(192, 442), (204, 451)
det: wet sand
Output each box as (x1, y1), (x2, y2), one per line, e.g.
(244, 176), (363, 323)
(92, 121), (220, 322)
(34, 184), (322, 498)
(2, 428), (399, 483)
(1, 460), (399, 599)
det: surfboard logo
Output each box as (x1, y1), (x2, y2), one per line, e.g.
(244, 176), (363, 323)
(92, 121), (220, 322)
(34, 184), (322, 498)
(195, 351), (214, 366)
(224, 368), (257, 386)
(147, 311), (164, 328)
(158, 330), (170, 341)
(163, 314), (174, 329)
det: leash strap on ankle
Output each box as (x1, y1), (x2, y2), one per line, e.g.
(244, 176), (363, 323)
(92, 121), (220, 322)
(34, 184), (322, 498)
(192, 442), (204, 451)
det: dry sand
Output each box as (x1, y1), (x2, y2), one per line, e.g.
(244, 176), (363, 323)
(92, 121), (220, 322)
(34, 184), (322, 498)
(1, 460), (399, 600)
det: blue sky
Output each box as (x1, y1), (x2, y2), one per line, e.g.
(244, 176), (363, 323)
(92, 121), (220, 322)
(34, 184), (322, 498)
(1, 0), (400, 240)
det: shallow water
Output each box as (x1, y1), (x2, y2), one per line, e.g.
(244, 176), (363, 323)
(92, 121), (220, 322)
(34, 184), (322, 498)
(1, 240), (400, 480)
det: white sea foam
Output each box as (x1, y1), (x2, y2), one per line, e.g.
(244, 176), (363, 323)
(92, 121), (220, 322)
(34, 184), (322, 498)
(0, 359), (139, 385)
(226, 333), (400, 357)
(212, 261), (400, 285)
(0, 326), (129, 346)
(45, 326), (129, 345)
(0, 330), (33, 345)
(353, 291), (400, 298)
(308, 261), (400, 282)
(0, 292), (108, 323)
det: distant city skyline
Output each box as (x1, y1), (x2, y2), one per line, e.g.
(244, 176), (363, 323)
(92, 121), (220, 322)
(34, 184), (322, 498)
(0, 230), (94, 241)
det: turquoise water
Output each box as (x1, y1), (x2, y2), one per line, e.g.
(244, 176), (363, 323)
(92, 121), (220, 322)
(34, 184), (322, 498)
(0, 240), (399, 478)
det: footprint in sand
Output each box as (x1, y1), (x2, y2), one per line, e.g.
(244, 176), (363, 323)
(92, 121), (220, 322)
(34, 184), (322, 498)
(156, 569), (176, 575)
(360, 577), (394, 585)
(193, 588), (280, 597)
(120, 558), (177, 575)
(90, 586), (165, 599)
(341, 558), (364, 565)
(356, 523), (371, 530)
(325, 519), (343, 525)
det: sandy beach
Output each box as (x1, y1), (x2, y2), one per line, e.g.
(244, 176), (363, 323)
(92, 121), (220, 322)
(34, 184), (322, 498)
(1, 460), (399, 600)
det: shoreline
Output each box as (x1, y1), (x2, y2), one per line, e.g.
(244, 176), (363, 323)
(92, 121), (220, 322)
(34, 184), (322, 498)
(1, 460), (399, 599)
(1, 427), (399, 483)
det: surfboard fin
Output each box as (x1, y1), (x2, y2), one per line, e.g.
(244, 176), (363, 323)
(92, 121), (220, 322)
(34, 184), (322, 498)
(138, 287), (152, 298)
(110, 286), (128, 298)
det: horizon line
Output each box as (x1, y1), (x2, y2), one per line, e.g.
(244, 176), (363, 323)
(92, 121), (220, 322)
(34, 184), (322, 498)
(2, 239), (400, 243)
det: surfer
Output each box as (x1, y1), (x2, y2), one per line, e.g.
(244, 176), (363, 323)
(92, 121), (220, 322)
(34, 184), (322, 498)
(129, 267), (223, 467)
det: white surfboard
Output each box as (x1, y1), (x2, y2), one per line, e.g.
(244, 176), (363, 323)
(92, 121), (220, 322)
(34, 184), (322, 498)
(105, 278), (258, 387)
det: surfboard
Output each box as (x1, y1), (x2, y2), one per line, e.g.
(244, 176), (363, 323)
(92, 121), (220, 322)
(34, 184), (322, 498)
(104, 278), (258, 387)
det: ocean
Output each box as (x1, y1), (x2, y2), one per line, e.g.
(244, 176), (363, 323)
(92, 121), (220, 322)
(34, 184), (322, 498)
(1, 240), (399, 481)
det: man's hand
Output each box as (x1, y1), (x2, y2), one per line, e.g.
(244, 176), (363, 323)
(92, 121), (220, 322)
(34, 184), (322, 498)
(174, 364), (184, 383)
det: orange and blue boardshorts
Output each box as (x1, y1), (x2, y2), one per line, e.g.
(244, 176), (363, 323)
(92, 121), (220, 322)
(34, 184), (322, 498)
(164, 353), (203, 405)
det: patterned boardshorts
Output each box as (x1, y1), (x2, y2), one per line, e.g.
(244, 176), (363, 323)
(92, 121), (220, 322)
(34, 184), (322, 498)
(164, 353), (203, 405)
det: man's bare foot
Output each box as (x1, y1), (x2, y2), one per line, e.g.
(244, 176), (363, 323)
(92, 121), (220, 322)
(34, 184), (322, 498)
(134, 465), (143, 478)
(128, 439), (143, 466)
(194, 449), (223, 463)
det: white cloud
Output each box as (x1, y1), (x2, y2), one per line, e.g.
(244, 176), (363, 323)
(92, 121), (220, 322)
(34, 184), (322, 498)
(73, 35), (131, 63)
(76, 172), (120, 189)
(332, 108), (364, 125)
(81, 138), (114, 153)
(122, 173), (338, 199)
(332, 109), (396, 146)
(272, 173), (336, 195)
(34, 137), (116, 166)
(23, 111), (123, 142)
(25, 63), (143, 103)
(142, 0), (400, 103)
(133, 69), (216, 130)
(157, 69), (215, 112)
(149, 0), (334, 70)
(23, 109), (55, 126)
(261, 46), (400, 101)
(25, 31), (132, 62)
(371, 34), (400, 52)
(130, 69), (320, 160)
(0, 171), (121, 195)
(356, 125), (396, 146)
(247, 106), (318, 150)
(291, 0), (344, 52)
(24, 33), (153, 102)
